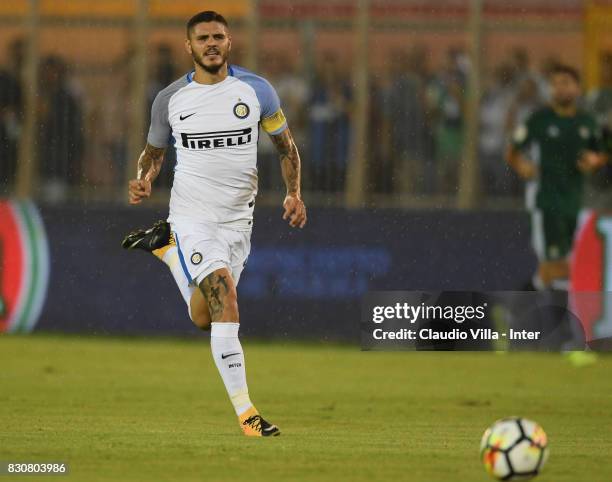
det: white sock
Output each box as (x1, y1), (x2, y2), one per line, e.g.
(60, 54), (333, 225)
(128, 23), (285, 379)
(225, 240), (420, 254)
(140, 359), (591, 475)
(210, 322), (253, 416)
(161, 247), (195, 310)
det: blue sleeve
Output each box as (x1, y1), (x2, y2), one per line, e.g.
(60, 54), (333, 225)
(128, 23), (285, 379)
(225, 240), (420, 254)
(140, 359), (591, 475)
(147, 75), (189, 148)
(230, 66), (288, 134)
(253, 77), (281, 118)
(147, 90), (171, 148)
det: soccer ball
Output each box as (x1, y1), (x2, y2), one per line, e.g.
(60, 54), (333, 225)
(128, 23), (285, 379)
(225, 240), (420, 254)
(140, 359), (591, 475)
(480, 417), (549, 480)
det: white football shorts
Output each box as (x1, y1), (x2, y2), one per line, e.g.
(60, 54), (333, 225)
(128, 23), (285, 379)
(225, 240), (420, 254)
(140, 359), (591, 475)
(171, 221), (251, 287)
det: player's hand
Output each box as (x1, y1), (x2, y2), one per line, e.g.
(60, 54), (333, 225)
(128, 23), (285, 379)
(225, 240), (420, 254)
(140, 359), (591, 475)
(515, 160), (537, 180)
(128, 179), (151, 205)
(578, 151), (605, 173)
(282, 194), (307, 228)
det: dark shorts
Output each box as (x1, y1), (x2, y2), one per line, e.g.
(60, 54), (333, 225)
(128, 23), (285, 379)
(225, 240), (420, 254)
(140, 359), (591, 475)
(529, 208), (578, 261)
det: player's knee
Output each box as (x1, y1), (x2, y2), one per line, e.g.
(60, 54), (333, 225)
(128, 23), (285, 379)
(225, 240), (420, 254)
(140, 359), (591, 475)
(192, 312), (211, 331)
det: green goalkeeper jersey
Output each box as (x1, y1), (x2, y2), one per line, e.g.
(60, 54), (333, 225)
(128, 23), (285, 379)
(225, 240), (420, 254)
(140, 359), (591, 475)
(512, 106), (601, 213)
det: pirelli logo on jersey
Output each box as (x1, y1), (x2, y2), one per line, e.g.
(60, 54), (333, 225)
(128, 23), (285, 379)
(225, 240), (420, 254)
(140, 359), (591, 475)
(180, 128), (252, 150)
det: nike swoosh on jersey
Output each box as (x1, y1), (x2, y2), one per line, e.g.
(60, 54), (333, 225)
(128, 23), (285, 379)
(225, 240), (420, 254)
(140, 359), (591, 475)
(180, 112), (196, 121)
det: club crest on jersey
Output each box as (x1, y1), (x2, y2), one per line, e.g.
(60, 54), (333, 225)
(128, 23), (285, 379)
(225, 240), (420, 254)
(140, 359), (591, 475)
(233, 102), (250, 119)
(547, 125), (560, 138)
(579, 126), (590, 139)
(191, 252), (203, 265)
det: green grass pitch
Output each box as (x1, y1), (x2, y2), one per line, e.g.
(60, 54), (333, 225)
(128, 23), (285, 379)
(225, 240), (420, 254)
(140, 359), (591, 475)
(1, 334), (611, 482)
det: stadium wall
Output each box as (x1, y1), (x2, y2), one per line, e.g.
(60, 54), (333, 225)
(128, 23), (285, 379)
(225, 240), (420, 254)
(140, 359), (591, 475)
(31, 205), (536, 340)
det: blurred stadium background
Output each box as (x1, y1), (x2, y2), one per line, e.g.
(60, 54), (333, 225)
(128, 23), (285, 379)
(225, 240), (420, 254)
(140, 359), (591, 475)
(1, 0), (612, 337)
(3, 5), (612, 481)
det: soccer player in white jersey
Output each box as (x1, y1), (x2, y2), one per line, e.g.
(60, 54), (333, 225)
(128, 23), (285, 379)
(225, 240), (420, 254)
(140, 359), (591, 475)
(124, 11), (306, 437)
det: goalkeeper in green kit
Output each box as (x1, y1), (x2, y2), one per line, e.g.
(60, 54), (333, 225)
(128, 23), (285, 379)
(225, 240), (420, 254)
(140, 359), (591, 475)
(506, 64), (605, 361)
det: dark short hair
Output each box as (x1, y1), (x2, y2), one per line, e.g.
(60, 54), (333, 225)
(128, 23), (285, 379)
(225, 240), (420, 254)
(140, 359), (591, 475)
(186, 11), (229, 37)
(549, 64), (581, 83)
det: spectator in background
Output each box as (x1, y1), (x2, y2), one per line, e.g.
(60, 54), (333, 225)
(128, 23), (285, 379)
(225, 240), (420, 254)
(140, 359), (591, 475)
(38, 55), (84, 202)
(427, 48), (467, 193)
(479, 64), (518, 195)
(148, 43), (178, 189)
(148, 43), (177, 101)
(368, 70), (390, 193)
(380, 47), (430, 195)
(156, 43), (176, 87)
(98, 48), (133, 189)
(587, 52), (612, 130)
(259, 53), (308, 190)
(0, 38), (23, 192)
(586, 52), (612, 191)
(507, 77), (542, 130)
(510, 47), (547, 102)
(274, 54), (308, 142)
(308, 53), (351, 192)
(257, 53), (283, 190)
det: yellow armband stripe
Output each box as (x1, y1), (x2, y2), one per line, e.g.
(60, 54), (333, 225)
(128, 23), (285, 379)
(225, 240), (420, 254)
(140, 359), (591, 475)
(261, 109), (287, 134)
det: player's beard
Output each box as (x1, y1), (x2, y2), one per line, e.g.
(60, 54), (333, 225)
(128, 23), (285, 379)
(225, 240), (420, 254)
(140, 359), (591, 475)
(193, 50), (228, 74)
(553, 96), (576, 109)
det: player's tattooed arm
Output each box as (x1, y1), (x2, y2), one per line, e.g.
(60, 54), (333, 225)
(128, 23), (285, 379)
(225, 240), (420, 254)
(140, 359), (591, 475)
(128, 143), (166, 205)
(271, 128), (301, 196)
(270, 128), (307, 228)
(137, 143), (166, 183)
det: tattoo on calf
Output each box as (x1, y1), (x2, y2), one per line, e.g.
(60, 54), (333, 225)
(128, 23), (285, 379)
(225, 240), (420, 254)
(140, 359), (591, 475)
(217, 274), (228, 292)
(200, 272), (232, 321)
(210, 286), (221, 304)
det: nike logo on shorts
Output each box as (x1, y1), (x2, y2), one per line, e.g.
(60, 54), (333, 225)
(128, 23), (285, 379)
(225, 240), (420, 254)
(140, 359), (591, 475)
(180, 112), (196, 121)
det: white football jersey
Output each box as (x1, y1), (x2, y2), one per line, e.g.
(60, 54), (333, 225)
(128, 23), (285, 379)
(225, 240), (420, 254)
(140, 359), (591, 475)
(147, 65), (287, 230)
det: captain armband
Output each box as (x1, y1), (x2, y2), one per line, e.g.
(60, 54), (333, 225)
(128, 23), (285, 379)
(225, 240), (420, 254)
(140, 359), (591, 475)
(261, 109), (287, 134)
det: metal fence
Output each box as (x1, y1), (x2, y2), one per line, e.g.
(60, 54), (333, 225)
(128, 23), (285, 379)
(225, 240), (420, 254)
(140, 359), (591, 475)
(1, 0), (611, 209)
